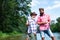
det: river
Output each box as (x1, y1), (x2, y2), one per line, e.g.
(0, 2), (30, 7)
(37, 33), (60, 40)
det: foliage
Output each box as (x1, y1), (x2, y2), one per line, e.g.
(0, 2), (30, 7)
(56, 17), (60, 32)
(0, 0), (31, 33)
(50, 17), (60, 32)
(50, 20), (57, 32)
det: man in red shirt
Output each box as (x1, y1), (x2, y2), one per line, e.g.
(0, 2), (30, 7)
(37, 8), (55, 40)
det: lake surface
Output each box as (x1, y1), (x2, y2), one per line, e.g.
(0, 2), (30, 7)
(36, 33), (60, 40)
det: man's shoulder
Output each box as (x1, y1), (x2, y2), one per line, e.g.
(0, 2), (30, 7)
(37, 16), (41, 19)
(45, 14), (50, 17)
(37, 15), (40, 17)
(27, 16), (32, 20)
(28, 16), (31, 19)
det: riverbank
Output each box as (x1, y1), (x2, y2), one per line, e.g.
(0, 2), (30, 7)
(0, 32), (26, 40)
(0, 33), (60, 40)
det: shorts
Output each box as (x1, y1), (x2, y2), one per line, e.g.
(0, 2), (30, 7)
(27, 33), (31, 37)
(40, 29), (54, 38)
(26, 33), (36, 40)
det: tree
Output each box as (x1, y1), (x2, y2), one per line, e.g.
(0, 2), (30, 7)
(50, 20), (57, 32)
(0, 0), (31, 33)
(17, 0), (32, 33)
(0, 0), (20, 33)
(56, 17), (60, 22)
(56, 17), (60, 32)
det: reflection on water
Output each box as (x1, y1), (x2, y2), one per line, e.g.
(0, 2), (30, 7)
(37, 33), (60, 40)
(54, 33), (60, 40)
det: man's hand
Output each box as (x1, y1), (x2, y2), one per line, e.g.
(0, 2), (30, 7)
(37, 21), (48, 25)
(26, 23), (30, 26)
(43, 22), (48, 24)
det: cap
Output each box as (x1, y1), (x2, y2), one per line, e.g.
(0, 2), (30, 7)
(30, 12), (37, 16)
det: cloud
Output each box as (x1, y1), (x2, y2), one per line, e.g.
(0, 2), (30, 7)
(45, 1), (60, 11)
(31, 0), (48, 7)
(40, 0), (48, 5)
(54, 1), (60, 4)
(30, 0), (40, 7)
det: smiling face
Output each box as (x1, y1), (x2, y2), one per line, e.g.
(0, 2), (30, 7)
(32, 14), (37, 18)
(30, 12), (37, 18)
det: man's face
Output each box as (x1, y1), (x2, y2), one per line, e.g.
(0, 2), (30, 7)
(32, 15), (36, 18)
(39, 10), (44, 14)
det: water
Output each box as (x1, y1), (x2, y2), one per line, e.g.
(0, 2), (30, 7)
(54, 33), (60, 40)
(36, 33), (60, 40)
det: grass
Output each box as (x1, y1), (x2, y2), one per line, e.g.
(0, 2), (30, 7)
(0, 32), (26, 40)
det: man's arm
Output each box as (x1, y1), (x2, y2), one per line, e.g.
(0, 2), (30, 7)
(37, 22), (47, 25)
(37, 16), (47, 25)
(26, 20), (29, 26)
(26, 22), (29, 26)
(47, 15), (51, 24)
(38, 15), (51, 24)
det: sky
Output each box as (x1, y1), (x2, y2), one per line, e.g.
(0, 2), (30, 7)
(30, 0), (60, 22)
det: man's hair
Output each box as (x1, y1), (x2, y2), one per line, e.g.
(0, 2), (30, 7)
(39, 8), (44, 11)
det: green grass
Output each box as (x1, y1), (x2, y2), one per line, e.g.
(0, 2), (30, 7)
(0, 32), (26, 40)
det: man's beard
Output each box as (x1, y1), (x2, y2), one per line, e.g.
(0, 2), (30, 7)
(40, 13), (44, 16)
